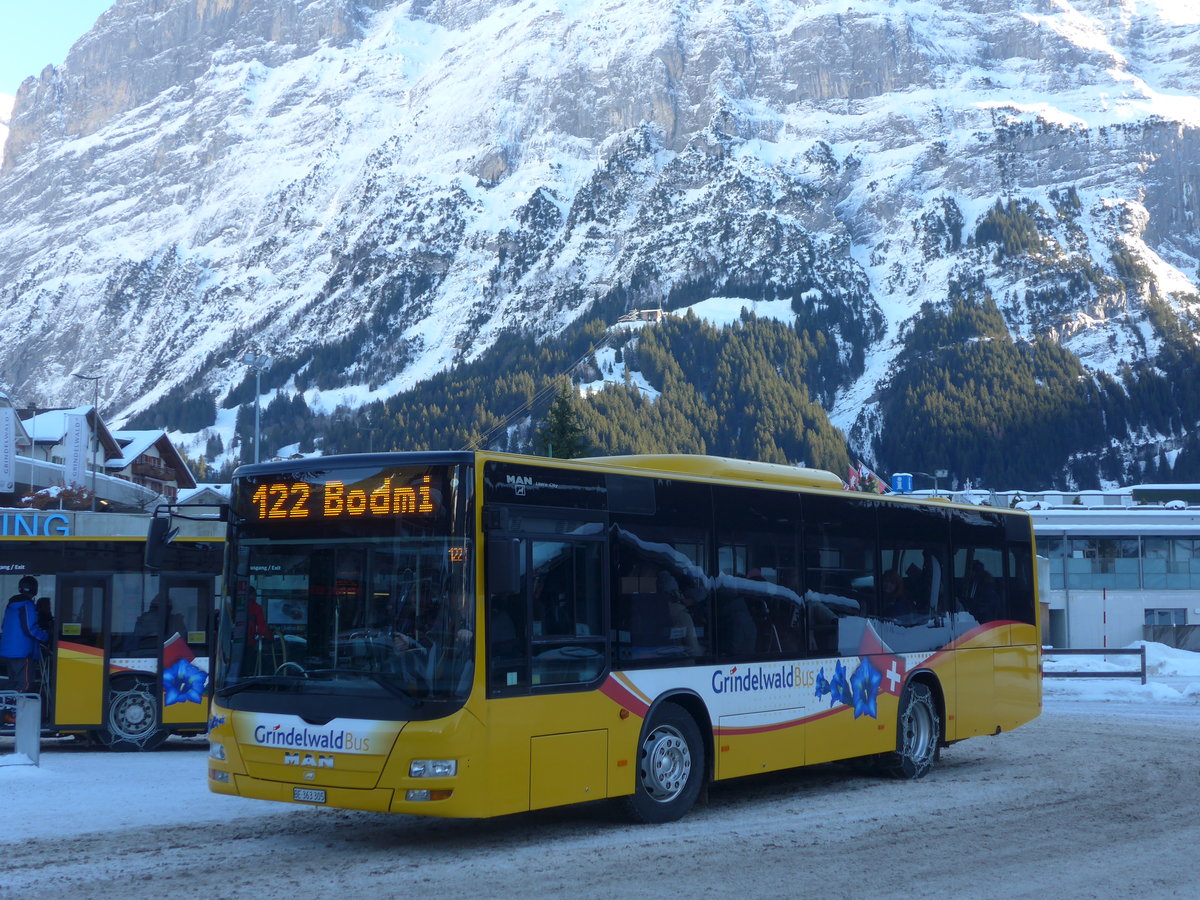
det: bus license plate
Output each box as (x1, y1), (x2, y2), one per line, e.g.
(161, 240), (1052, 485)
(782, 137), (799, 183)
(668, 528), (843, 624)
(293, 787), (326, 804)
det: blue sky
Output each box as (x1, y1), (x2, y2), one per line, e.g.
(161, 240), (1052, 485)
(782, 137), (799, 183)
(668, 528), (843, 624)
(0, 1), (114, 95)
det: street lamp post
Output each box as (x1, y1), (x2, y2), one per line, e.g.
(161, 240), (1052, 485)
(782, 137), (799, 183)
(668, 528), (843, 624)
(240, 350), (273, 464)
(72, 372), (102, 511)
(913, 469), (950, 496)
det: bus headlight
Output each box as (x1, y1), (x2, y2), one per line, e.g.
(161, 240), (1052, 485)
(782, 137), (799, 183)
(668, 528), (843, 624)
(410, 759), (457, 778)
(209, 741), (227, 761)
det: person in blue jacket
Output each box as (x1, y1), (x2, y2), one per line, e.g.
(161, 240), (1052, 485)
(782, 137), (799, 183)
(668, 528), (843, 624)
(1, 575), (50, 695)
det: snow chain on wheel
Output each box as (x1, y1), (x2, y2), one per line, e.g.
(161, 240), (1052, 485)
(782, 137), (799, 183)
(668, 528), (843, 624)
(886, 680), (940, 779)
(103, 679), (168, 752)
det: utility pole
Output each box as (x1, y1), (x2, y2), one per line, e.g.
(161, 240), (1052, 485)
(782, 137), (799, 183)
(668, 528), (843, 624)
(240, 350), (273, 464)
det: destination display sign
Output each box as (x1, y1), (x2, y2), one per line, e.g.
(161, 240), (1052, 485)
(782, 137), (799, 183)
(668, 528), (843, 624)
(237, 467), (448, 525)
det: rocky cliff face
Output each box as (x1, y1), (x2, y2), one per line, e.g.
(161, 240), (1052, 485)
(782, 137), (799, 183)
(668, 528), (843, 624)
(1, 0), (1198, 479)
(0, 94), (12, 167)
(3, 0), (388, 166)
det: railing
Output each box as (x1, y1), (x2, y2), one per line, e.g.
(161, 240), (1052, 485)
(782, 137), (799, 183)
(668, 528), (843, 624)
(132, 461), (176, 481)
(1042, 646), (1147, 685)
(0, 691), (42, 767)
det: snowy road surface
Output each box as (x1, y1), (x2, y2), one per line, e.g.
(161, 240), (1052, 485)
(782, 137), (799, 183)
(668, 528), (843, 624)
(3, 693), (1198, 899)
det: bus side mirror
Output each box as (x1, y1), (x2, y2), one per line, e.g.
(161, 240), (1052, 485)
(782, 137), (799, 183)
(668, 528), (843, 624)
(145, 517), (179, 570)
(486, 539), (522, 596)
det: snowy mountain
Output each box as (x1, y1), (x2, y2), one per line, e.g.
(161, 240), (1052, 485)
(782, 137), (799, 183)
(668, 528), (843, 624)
(0, 94), (12, 168)
(1, 0), (1199, 485)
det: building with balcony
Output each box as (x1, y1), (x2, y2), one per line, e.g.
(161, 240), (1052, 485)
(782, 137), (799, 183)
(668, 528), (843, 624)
(107, 431), (196, 502)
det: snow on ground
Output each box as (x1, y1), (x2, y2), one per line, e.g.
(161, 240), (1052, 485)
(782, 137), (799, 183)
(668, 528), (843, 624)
(0, 737), (297, 842)
(577, 344), (661, 401)
(676, 296), (797, 328)
(1, 643), (1197, 845)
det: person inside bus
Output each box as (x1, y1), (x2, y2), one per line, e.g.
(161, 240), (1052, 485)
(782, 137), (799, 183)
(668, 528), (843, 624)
(905, 551), (943, 619)
(245, 586), (271, 641)
(1, 576), (50, 707)
(759, 569), (806, 655)
(242, 586), (276, 672)
(131, 596), (188, 653)
(715, 583), (757, 658)
(658, 571), (702, 657)
(966, 559), (1000, 622)
(881, 569), (918, 622)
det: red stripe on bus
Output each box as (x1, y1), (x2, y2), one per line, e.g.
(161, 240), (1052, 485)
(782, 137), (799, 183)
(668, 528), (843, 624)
(600, 676), (650, 717)
(56, 641), (104, 657)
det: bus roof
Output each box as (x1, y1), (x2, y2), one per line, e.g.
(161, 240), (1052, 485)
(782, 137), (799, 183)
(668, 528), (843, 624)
(576, 454), (845, 491)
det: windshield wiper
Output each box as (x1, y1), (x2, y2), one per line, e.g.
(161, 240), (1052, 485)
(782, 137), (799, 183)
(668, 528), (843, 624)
(307, 668), (424, 705)
(215, 675), (305, 699)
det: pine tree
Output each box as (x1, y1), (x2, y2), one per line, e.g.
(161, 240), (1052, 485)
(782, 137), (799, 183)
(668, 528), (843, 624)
(535, 381), (589, 458)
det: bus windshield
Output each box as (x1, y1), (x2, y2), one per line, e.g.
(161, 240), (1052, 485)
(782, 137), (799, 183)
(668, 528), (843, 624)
(216, 460), (473, 719)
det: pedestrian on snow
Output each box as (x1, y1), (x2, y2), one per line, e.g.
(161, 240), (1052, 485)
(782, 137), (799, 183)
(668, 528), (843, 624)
(1, 576), (50, 694)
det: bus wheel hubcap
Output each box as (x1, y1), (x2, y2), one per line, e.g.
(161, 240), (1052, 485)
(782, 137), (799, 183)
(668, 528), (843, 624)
(642, 725), (690, 802)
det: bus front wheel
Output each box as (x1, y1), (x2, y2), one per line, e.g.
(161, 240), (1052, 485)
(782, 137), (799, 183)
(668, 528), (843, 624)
(102, 678), (169, 752)
(622, 703), (705, 824)
(885, 681), (940, 779)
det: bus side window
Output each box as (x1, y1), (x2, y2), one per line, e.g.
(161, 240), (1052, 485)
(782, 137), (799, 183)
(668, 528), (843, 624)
(801, 493), (880, 658)
(530, 540), (605, 686)
(951, 508), (1008, 629)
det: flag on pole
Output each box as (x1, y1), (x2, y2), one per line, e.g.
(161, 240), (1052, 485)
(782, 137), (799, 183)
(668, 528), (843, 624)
(846, 463), (861, 491)
(856, 460), (892, 494)
(64, 413), (89, 489)
(0, 407), (16, 494)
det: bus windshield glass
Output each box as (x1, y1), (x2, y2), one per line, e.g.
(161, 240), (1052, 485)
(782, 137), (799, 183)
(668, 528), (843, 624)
(217, 460), (473, 718)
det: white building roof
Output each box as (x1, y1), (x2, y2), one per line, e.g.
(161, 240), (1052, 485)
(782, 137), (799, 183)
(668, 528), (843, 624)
(110, 430), (166, 467)
(23, 406), (91, 441)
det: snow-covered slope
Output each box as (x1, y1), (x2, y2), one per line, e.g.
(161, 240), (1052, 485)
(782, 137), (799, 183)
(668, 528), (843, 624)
(0, 0), (1198, 464)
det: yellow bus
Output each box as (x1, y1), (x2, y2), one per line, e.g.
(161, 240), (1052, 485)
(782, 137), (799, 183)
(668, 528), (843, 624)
(207, 452), (1040, 822)
(0, 509), (223, 750)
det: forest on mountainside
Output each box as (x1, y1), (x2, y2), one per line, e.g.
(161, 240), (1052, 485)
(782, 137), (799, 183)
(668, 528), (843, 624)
(138, 293), (1200, 490)
(166, 310), (854, 482)
(874, 294), (1200, 488)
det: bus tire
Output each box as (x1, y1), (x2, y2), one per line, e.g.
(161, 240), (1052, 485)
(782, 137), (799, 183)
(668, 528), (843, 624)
(622, 702), (705, 824)
(885, 681), (940, 779)
(102, 677), (169, 752)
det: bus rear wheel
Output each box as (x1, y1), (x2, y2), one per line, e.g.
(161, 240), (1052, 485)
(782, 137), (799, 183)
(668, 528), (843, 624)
(885, 681), (940, 779)
(622, 703), (705, 824)
(102, 678), (168, 752)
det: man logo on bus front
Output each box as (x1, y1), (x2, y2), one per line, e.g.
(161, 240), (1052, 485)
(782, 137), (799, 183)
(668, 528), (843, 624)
(284, 752), (334, 768)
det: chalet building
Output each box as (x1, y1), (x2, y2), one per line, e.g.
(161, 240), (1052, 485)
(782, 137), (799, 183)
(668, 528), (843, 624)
(614, 308), (667, 327)
(23, 406), (122, 472)
(109, 430), (197, 502)
(2, 400), (197, 512)
(177, 484), (230, 508)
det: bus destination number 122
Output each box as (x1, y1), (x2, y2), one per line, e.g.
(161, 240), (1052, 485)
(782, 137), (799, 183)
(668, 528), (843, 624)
(249, 475), (436, 521)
